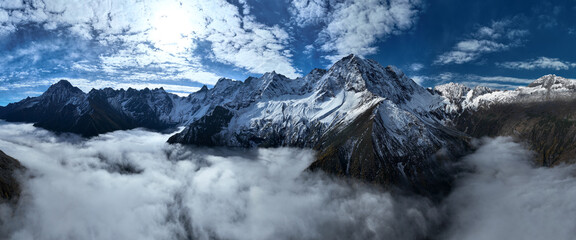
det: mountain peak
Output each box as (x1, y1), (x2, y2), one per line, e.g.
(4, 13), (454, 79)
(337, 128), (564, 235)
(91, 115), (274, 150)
(334, 54), (364, 68)
(308, 68), (327, 75)
(43, 79), (85, 97)
(215, 78), (237, 86)
(49, 79), (74, 90)
(527, 74), (572, 89)
(341, 53), (358, 61)
(434, 82), (471, 98)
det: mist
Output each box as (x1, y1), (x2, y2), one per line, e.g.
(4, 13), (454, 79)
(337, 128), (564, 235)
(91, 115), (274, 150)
(0, 122), (575, 240)
(442, 137), (576, 240)
(0, 122), (438, 240)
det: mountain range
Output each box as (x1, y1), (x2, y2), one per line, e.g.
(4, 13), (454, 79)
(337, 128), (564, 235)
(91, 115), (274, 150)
(2, 54), (575, 198)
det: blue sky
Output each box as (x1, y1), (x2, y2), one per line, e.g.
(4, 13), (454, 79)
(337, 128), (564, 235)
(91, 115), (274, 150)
(0, 0), (575, 106)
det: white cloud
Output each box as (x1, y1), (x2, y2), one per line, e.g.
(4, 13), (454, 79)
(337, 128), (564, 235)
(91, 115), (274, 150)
(498, 57), (576, 71)
(473, 75), (534, 84)
(430, 72), (534, 89)
(0, 0), (300, 83)
(289, 0), (329, 27)
(0, 79), (54, 90)
(458, 81), (521, 90)
(438, 72), (456, 82)
(443, 137), (576, 240)
(204, 13), (300, 78)
(410, 63), (424, 72)
(321, 0), (422, 62)
(411, 75), (426, 85)
(0, 123), (438, 240)
(290, 0), (422, 63)
(435, 18), (529, 65)
(2, 125), (576, 239)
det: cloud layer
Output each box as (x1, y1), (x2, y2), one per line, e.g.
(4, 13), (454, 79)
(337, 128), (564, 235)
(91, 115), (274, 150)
(435, 18), (529, 65)
(2, 124), (576, 239)
(0, 122), (438, 240)
(442, 137), (576, 239)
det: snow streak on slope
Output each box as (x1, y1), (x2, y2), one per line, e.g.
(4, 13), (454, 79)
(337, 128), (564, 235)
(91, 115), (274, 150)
(435, 74), (576, 113)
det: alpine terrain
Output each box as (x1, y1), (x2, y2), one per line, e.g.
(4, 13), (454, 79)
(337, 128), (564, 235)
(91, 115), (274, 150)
(3, 55), (575, 197)
(435, 74), (576, 167)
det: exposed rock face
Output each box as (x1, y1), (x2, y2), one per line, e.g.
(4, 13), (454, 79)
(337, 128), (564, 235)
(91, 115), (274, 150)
(0, 55), (471, 196)
(452, 100), (576, 167)
(0, 150), (24, 202)
(169, 54), (470, 196)
(436, 75), (576, 167)
(0, 81), (195, 137)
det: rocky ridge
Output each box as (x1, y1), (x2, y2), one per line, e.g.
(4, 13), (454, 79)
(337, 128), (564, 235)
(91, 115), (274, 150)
(0, 55), (470, 196)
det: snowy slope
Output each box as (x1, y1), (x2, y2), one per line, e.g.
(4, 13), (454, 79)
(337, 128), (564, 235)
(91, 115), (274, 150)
(170, 54), (453, 149)
(435, 74), (576, 114)
(435, 75), (576, 167)
(0, 55), (470, 194)
(169, 54), (468, 195)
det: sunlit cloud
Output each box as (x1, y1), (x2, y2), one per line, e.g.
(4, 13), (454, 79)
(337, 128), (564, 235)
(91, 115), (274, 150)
(289, 0), (423, 63)
(0, 0), (300, 90)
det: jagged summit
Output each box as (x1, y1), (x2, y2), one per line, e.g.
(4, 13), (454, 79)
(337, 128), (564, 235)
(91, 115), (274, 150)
(51, 79), (74, 88)
(308, 68), (327, 75)
(436, 74), (576, 114)
(42, 79), (84, 97)
(527, 74), (574, 89)
(0, 54), (469, 195)
(319, 53), (430, 108)
(2, 54), (576, 196)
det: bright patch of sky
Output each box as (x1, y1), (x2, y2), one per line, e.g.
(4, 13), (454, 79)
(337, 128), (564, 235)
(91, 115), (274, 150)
(0, 0), (575, 105)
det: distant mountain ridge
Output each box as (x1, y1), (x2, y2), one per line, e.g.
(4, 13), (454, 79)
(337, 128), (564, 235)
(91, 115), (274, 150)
(168, 55), (469, 196)
(3, 55), (575, 195)
(434, 74), (576, 166)
(0, 55), (467, 196)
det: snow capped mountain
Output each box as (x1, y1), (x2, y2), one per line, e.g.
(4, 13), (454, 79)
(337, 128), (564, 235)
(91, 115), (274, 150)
(168, 54), (468, 195)
(41, 80), (87, 106)
(435, 74), (576, 167)
(0, 55), (470, 195)
(0, 80), (198, 136)
(435, 74), (576, 114)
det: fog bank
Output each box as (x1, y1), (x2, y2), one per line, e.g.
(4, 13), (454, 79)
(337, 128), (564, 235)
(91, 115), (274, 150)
(442, 137), (576, 240)
(0, 122), (438, 240)
(1, 122), (576, 240)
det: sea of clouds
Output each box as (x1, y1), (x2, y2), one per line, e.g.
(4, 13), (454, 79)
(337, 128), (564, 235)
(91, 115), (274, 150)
(0, 121), (575, 240)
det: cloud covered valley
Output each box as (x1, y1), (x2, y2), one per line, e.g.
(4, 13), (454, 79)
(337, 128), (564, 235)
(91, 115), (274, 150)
(0, 121), (575, 240)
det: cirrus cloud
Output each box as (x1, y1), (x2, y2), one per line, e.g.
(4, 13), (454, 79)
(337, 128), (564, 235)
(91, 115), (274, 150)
(435, 18), (529, 65)
(498, 57), (576, 71)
